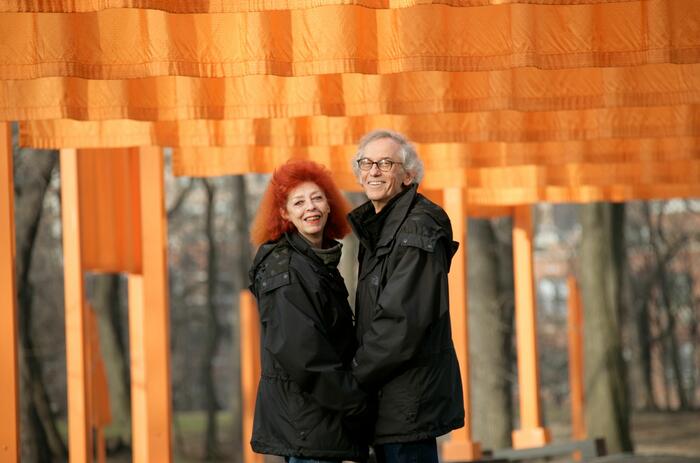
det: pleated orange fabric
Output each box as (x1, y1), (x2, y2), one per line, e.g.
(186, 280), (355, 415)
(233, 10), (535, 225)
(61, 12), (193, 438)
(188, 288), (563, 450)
(1, 1), (698, 79)
(171, 136), (700, 173)
(3, 64), (699, 121)
(19, 106), (700, 148)
(171, 144), (700, 202)
(0, 0), (643, 13)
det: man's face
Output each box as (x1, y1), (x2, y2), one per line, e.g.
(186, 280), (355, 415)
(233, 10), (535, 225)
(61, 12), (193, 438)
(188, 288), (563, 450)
(358, 137), (413, 213)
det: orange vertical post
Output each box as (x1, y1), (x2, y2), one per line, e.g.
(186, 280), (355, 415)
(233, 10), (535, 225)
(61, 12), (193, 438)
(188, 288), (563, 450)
(240, 290), (263, 463)
(129, 146), (173, 463)
(0, 122), (19, 463)
(60, 148), (93, 463)
(128, 275), (148, 463)
(567, 275), (586, 440)
(440, 187), (482, 461)
(512, 205), (550, 448)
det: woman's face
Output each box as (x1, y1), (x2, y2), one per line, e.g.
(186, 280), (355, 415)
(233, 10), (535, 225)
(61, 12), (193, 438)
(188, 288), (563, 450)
(281, 181), (330, 247)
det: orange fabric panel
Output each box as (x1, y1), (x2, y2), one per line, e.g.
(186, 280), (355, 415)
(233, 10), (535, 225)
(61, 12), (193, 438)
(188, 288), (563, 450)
(2, 64), (699, 121)
(78, 148), (142, 273)
(87, 304), (112, 427)
(464, 183), (700, 205)
(1, 0), (642, 13)
(20, 105), (700, 148)
(0, 2), (698, 79)
(171, 137), (700, 177)
(171, 143), (700, 202)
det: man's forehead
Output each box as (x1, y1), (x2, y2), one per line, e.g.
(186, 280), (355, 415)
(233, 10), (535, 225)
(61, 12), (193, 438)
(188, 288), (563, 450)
(363, 137), (401, 158)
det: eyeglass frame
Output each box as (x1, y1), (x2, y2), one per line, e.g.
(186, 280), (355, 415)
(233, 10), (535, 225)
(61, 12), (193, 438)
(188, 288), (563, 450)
(356, 157), (404, 172)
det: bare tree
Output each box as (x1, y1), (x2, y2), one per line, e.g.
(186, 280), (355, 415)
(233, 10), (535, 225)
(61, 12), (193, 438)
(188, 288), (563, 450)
(13, 139), (66, 462)
(578, 203), (632, 453)
(201, 179), (224, 459)
(228, 174), (251, 461)
(468, 218), (515, 449)
(87, 274), (132, 453)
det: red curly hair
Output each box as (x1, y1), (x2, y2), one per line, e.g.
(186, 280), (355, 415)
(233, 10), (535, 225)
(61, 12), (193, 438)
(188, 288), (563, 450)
(251, 160), (352, 246)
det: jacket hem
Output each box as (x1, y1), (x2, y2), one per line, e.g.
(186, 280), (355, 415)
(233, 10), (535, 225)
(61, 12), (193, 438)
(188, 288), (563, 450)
(251, 440), (367, 460)
(372, 420), (465, 445)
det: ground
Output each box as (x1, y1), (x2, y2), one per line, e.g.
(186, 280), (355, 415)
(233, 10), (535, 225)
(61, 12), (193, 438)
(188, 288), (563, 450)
(97, 410), (700, 462)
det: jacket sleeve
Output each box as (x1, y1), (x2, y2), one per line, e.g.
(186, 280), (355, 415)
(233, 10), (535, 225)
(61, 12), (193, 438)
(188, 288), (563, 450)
(352, 236), (451, 388)
(257, 272), (367, 415)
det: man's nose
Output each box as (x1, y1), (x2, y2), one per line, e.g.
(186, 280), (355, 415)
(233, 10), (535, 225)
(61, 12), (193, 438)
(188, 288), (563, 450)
(369, 163), (382, 175)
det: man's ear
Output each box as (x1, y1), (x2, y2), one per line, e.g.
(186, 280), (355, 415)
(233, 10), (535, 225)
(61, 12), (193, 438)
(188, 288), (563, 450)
(403, 172), (413, 186)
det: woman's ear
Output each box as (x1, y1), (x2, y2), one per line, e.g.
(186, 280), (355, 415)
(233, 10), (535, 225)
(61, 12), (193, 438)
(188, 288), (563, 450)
(280, 207), (288, 221)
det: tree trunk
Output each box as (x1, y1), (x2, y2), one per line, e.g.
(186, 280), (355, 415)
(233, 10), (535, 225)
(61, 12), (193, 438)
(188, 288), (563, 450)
(13, 143), (67, 462)
(202, 180), (222, 460)
(492, 217), (516, 437)
(88, 274), (132, 450)
(468, 218), (513, 449)
(636, 296), (656, 410)
(229, 175), (251, 461)
(579, 203), (633, 453)
(645, 205), (690, 410)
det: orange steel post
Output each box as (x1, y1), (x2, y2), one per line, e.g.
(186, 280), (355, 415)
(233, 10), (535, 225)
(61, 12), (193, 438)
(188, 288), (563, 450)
(240, 290), (263, 463)
(512, 205), (550, 448)
(60, 148), (93, 463)
(128, 275), (148, 463)
(0, 122), (19, 463)
(567, 275), (586, 440)
(440, 187), (482, 461)
(131, 146), (173, 463)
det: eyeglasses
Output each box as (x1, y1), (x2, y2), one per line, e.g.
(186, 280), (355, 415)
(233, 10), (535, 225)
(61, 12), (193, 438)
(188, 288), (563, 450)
(357, 158), (403, 172)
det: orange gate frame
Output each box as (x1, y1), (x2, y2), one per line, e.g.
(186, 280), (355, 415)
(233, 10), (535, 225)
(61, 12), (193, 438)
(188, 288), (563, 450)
(0, 122), (19, 463)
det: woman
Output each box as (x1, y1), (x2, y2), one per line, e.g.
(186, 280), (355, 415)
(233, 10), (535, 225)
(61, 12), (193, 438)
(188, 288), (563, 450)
(249, 160), (369, 463)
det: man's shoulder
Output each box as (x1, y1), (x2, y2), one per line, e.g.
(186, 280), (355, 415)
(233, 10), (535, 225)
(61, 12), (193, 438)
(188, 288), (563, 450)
(403, 194), (451, 230)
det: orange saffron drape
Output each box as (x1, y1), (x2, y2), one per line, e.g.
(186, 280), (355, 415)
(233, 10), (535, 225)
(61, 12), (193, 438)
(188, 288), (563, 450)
(0, 2), (698, 80)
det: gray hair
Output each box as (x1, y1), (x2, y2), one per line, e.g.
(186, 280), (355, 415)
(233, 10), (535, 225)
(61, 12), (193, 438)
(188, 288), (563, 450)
(351, 129), (424, 184)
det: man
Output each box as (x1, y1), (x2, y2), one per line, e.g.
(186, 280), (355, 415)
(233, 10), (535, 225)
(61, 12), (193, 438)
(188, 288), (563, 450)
(348, 129), (465, 463)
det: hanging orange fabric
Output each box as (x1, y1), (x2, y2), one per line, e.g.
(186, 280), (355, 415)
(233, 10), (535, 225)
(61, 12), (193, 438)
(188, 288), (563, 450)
(2, 64), (699, 121)
(20, 105), (700, 148)
(0, 0), (646, 13)
(0, 1), (698, 79)
(77, 148), (142, 273)
(170, 136), (700, 180)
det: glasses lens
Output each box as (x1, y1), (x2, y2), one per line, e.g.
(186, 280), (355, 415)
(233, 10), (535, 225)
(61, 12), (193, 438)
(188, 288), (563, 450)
(358, 159), (373, 170)
(377, 160), (393, 171)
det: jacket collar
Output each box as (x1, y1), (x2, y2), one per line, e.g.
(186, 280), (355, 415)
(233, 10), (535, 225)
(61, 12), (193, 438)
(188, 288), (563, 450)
(284, 231), (323, 264)
(349, 184), (418, 252)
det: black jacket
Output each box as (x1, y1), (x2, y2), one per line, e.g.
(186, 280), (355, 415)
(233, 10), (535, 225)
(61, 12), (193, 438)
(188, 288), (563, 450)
(348, 185), (465, 444)
(248, 232), (369, 461)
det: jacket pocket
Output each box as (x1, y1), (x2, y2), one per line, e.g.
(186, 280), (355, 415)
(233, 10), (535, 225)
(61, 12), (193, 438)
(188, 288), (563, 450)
(380, 372), (420, 424)
(288, 387), (326, 441)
